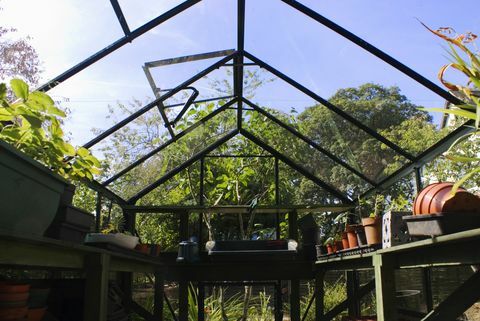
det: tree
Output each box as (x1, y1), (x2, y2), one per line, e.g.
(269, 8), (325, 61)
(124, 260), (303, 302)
(0, 26), (41, 86)
(298, 83), (443, 212)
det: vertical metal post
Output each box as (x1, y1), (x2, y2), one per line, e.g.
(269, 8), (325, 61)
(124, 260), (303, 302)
(180, 211), (189, 241)
(275, 281), (283, 321)
(315, 271), (325, 321)
(415, 167), (423, 194)
(199, 157), (205, 244)
(289, 210), (298, 240)
(290, 279), (301, 321)
(154, 269), (165, 321)
(235, 0), (245, 130)
(198, 282), (205, 321)
(423, 268), (434, 312)
(346, 271), (361, 317)
(179, 281), (189, 321)
(95, 193), (102, 232)
(274, 157), (280, 240)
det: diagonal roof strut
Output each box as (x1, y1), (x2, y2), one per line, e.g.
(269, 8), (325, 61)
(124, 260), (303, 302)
(279, 0), (464, 106)
(244, 51), (416, 161)
(241, 97), (377, 187)
(37, 0), (202, 92)
(102, 98), (238, 186)
(128, 129), (239, 204)
(240, 129), (353, 204)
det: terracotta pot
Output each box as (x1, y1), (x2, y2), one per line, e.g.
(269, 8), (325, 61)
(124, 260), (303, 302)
(413, 182), (480, 215)
(135, 244), (150, 254)
(356, 226), (367, 246)
(0, 283), (30, 305)
(362, 217), (382, 245)
(326, 243), (333, 254)
(346, 225), (359, 248)
(0, 283), (30, 294)
(0, 306), (28, 320)
(341, 232), (350, 249)
(27, 307), (46, 321)
(0, 292), (29, 302)
(334, 240), (343, 252)
(150, 244), (161, 256)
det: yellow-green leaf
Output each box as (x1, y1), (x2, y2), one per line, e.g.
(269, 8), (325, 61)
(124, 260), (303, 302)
(10, 79), (29, 101)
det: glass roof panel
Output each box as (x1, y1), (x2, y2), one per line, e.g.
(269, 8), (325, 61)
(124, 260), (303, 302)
(1, 0), (123, 81)
(244, 0), (468, 156)
(106, 108), (237, 200)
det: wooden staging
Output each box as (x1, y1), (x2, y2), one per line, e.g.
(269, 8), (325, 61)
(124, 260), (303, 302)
(315, 228), (480, 321)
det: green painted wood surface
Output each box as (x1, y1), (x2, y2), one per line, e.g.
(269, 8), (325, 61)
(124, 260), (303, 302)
(373, 254), (397, 321)
(290, 280), (300, 321)
(84, 253), (110, 321)
(0, 140), (68, 236)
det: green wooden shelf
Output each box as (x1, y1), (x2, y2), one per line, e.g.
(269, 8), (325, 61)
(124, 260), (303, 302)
(313, 228), (480, 321)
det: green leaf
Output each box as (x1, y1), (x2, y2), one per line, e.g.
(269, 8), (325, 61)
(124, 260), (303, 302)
(27, 91), (54, 112)
(452, 168), (480, 194)
(46, 104), (66, 118)
(62, 142), (76, 156)
(0, 83), (7, 100)
(77, 147), (90, 158)
(420, 107), (476, 120)
(21, 114), (42, 128)
(10, 79), (29, 101)
(446, 154), (480, 163)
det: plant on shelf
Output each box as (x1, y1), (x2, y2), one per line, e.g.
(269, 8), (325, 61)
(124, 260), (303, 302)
(0, 79), (101, 181)
(361, 194), (383, 245)
(0, 79), (102, 236)
(421, 25), (480, 194)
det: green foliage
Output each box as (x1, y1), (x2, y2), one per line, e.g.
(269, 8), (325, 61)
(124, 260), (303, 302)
(0, 79), (101, 181)
(421, 25), (480, 194)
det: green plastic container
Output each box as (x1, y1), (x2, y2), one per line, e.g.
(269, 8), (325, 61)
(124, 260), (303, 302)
(0, 140), (68, 236)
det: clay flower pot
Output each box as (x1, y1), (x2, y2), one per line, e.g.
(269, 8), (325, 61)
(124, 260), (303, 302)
(346, 225), (359, 248)
(0, 283), (30, 303)
(135, 244), (150, 254)
(27, 307), (47, 321)
(326, 243), (333, 254)
(362, 217), (382, 245)
(334, 240), (343, 252)
(150, 244), (161, 256)
(341, 232), (350, 250)
(413, 182), (480, 215)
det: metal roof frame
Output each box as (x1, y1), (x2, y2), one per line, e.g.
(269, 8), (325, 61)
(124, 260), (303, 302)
(34, 0), (471, 211)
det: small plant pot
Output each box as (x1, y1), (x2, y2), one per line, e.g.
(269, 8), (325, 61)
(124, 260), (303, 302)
(316, 245), (327, 257)
(362, 217), (382, 245)
(135, 244), (150, 255)
(27, 307), (47, 321)
(150, 244), (161, 256)
(356, 226), (367, 246)
(346, 225), (359, 248)
(334, 240), (343, 252)
(0, 306), (28, 320)
(341, 232), (350, 250)
(326, 243), (333, 254)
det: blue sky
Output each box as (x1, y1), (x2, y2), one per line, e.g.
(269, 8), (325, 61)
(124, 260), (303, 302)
(1, 0), (479, 147)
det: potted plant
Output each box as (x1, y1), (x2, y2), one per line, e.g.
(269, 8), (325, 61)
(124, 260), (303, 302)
(420, 25), (480, 194)
(0, 79), (101, 237)
(361, 195), (383, 246)
(324, 238), (334, 254)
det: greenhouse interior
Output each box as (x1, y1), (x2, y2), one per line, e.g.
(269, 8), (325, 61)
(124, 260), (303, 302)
(0, 1), (480, 321)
